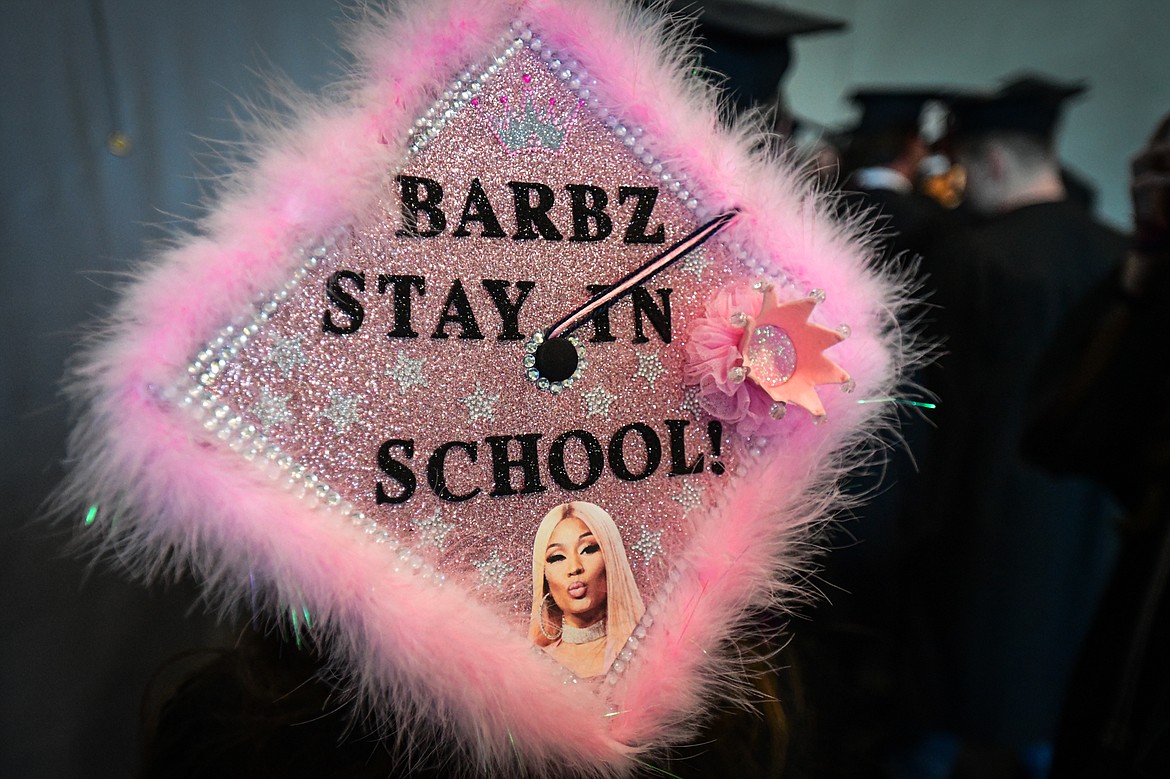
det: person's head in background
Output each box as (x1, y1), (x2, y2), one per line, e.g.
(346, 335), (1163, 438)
(948, 74), (1086, 215)
(842, 89), (948, 189)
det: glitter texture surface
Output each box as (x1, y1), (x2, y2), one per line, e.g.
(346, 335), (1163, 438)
(743, 325), (797, 387)
(199, 48), (744, 623)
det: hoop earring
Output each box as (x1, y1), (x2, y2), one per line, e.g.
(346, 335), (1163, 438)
(539, 593), (562, 640)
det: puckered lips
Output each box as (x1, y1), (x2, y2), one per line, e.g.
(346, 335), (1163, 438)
(567, 581), (588, 599)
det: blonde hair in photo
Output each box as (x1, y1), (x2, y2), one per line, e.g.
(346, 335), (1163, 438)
(529, 501), (646, 672)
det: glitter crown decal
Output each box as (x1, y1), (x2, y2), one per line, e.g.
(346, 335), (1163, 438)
(476, 72), (583, 153)
(57, 1), (905, 775)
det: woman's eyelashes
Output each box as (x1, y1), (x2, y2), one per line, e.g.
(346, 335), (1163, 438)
(547, 541), (597, 565)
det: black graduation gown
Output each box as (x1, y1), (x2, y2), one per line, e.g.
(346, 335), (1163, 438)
(841, 184), (947, 274)
(835, 180), (948, 541)
(789, 184), (950, 770)
(1024, 263), (1170, 778)
(908, 199), (1128, 751)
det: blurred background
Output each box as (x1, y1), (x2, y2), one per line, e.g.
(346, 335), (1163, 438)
(3, 1), (1169, 776)
(782, 0), (1169, 232)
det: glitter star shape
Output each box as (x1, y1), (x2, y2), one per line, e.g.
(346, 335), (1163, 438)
(386, 352), (428, 394)
(267, 334), (308, 376)
(319, 390), (361, 434)
(416, 507), (455, 552)
(630, 526), (665, 563)
(673, 480), (705, 514)
(462, 382), (500, 422)
(634, 350), (667, 388)
(682, 248), (711, 277)
(679, 385), (704, 419)
(582, 385), (616, 419)
(252, 388), (293, 429)
(473, 550), (514, 589)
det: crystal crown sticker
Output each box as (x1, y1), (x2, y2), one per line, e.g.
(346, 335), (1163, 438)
(57, 0), (908, 774)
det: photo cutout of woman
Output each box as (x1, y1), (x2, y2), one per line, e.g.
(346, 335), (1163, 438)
(529, 501), (646, 678)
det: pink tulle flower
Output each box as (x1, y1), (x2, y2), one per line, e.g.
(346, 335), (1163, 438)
(684, 283), (781, 436)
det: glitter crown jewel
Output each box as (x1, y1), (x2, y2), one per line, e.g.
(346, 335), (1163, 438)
(476, 72), (582, 153)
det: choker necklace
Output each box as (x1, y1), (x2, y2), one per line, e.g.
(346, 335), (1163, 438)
(561, 618), (606, 644)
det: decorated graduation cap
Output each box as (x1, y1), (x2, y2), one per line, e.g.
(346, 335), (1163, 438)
(948, 72), (1087, 142)
(57, 0), (908, 773)
(672, 0), (846, 111)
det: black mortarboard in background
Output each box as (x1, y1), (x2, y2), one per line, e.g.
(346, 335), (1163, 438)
(668, 1), (846, 111)
(948, 72), (1087, 142)
(1000, 73), (1096, 208)
(998, 71), (1088, 102)
(839, 88), (951, 171)
(848, 88), (950, 135)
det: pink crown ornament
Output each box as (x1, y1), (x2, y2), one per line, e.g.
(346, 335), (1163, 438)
(55, 0), (911, 774)
(684, 281), (853, 434)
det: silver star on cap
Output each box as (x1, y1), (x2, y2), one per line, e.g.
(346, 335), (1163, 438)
(473, 550), (514, 588)
(672, 480), (705, 514)
(319, 390), (360, 434)
(416, 507), (455, 552)
(682, 248), (711, 277)
(634, 351), (667, 388)
(582, 385), (616, 419)
(679, 385), (704, 419)
(630, 526), (665, 563)
(386, 352), (428, 394)
(268, 334), (308, 376)
(252, 388), (293, 429)
(462, 382), (500, 422)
